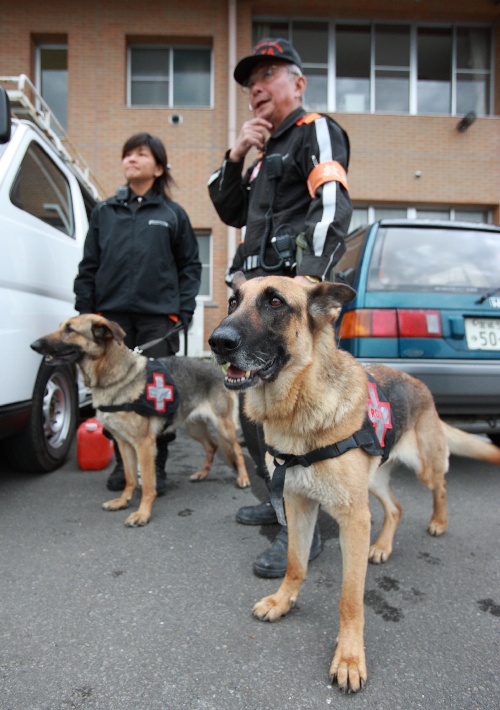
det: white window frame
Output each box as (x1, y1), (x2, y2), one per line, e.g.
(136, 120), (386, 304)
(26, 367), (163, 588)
(127, 44), (213, 108)
(253, 18), (494, 116)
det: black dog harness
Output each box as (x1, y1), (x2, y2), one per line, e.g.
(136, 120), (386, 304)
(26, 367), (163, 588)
(97, 359), (179, 430)
(267, 376), (395, 527)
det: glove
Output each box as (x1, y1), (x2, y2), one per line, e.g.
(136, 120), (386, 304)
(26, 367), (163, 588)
(179, 311), (193, 331)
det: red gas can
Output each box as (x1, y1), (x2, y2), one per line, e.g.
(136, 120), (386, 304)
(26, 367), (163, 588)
(77, 418), (114, 470)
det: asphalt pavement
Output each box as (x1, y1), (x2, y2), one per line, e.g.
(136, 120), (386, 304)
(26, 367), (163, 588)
(0, 427), (499, 710)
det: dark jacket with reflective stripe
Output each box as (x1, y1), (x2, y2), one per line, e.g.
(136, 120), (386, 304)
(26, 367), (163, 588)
(74, 190), (201, 316)
(208, 106), (351, 282)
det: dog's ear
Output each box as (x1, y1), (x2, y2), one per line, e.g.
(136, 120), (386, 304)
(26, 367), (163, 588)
(307, 282), (356, 325)
(232, 271), (246, 290)
(91, 319), (126, 344)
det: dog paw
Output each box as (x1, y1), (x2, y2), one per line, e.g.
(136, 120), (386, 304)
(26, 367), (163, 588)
(236, 475), (251, 489)
(428, 518), (447, 536)
(102, 498), (130, 511)
(368, 543), (391, 564)
(329, 647), (367, 693)
(124, 511), (150, 527)
(189, 469), (209, 482)
(253, 593), (295, 622)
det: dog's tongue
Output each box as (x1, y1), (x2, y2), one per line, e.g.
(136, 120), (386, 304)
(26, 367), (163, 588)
(227, 365), (247, 379)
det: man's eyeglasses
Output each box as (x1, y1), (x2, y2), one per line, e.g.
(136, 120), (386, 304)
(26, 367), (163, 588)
(241, 64), (299, 93)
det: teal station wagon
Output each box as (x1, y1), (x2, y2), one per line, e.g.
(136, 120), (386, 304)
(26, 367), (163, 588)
(335, 220), (500, 444)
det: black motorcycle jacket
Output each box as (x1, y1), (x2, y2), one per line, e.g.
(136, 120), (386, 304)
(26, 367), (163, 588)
(208, 106), (351, 282)
(74, 188), (201, 317)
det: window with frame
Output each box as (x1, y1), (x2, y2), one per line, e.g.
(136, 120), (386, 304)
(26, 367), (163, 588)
(128, 45), (212, 107)
(10, 141), (74, 236)
(196, 232), (212, 298)
(36, 44), (68, 129)
(253, 20), (492, 116)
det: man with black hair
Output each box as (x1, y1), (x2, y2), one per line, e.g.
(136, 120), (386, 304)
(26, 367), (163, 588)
(208, 39), (352, 578)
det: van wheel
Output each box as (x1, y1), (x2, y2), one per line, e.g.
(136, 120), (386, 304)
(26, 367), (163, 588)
(3, 363), (78, 472)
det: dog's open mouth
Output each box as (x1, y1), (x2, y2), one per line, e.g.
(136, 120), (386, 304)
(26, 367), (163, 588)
(224, 359), (279, 391)
(43, 350), (81, 364)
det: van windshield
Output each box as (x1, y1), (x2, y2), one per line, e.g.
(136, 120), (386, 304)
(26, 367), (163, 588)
(367, 226), (500, 293)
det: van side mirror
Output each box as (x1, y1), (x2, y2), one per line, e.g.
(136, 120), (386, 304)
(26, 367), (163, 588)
(0, 87), (12, 144)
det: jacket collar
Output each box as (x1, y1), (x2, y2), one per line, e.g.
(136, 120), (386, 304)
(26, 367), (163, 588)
(267, 106), (306, 141)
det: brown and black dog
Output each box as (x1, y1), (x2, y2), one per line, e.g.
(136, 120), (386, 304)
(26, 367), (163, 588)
(209, 273), (500, 692)
(31, 314), (250, 527)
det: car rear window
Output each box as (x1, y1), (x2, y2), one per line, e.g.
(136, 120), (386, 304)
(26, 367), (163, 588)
(367, 226), (500, 293)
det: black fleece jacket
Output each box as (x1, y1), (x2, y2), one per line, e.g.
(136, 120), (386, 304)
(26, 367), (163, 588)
(74, 188), (201, 317)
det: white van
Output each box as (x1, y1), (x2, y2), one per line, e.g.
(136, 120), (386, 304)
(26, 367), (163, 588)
(0, 76), (101, 472)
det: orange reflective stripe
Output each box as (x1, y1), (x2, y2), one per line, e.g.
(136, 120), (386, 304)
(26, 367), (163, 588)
(295, 112), (322, 126)
(307, 161), (349, 197)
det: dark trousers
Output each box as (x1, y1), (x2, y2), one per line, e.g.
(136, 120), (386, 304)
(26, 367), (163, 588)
(102, 311), (179, 357)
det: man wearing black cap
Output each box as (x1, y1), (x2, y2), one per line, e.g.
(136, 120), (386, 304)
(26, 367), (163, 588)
(208, 38), (352, 578)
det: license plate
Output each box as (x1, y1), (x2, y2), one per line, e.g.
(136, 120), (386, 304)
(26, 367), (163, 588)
(464, 317), (500, 351)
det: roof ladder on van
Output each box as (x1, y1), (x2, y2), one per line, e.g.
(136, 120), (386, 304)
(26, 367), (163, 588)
(0, 74), (103, 200)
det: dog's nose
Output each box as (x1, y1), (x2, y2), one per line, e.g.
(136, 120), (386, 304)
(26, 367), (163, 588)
(208, 324), (241, 355)
(30, 339), (43, 353)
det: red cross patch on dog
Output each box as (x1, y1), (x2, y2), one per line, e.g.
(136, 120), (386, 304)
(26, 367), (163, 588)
(367, 381), (393, 447)
(146, 372), (175, 413)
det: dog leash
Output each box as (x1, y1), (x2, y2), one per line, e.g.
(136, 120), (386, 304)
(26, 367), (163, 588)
(134, 321), (185, 355)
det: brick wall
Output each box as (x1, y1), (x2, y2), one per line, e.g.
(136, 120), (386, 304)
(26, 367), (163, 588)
(1, 0), (499, 346)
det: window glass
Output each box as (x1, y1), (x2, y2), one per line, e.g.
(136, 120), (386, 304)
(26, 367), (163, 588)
(336, 26), (371, 113)
(131, 48), (169, 106)
(416, 209), (450, 220)
(374, 207), (407, 221)
(417, 28), (452, 114)
(375, 25), (410, 66)
(253, 23), (289, 44)
(10, 141), (74, 236)
(39, 46), (68, 129)
(130, 46), (211, 107)
(303, 68), (328, 111)
(457, 73), (489, 116)
(454, 210), (488, 223)
(292, 22), (328, 64)
(196, 233), (211, 298)
(368, 227), (500, 292)
(173, 49), (211, 106)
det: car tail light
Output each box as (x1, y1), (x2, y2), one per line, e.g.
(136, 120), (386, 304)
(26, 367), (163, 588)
(339, 309), (442, 338)
(339, 309), (398, 338)
(397, 310), (442, 337)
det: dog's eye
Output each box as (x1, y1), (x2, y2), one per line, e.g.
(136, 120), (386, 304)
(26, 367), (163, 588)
(228, 297), (237, 313)
(64, 324), (73, 334)
(270, 297), (283, 308)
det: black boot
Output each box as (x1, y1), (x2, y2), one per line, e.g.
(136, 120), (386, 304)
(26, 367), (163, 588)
(236, 499), (278, 525)
(155, 432), (175, 496)
(106, 442), (125, 491)
(253, 524), (323, 578)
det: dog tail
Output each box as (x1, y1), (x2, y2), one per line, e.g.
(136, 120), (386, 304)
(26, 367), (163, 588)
(442, 422), (500, 465)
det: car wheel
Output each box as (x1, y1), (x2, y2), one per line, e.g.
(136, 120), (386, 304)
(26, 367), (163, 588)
(487, 433), (500, 447)
(3, 363), (78, 472)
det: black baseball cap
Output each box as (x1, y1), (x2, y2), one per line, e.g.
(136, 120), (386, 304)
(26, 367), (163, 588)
(233, 38), (303, 86)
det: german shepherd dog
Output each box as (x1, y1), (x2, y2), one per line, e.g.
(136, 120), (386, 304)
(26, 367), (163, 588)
(31, 314), (250, 527)
(209, 274), (500, 692)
